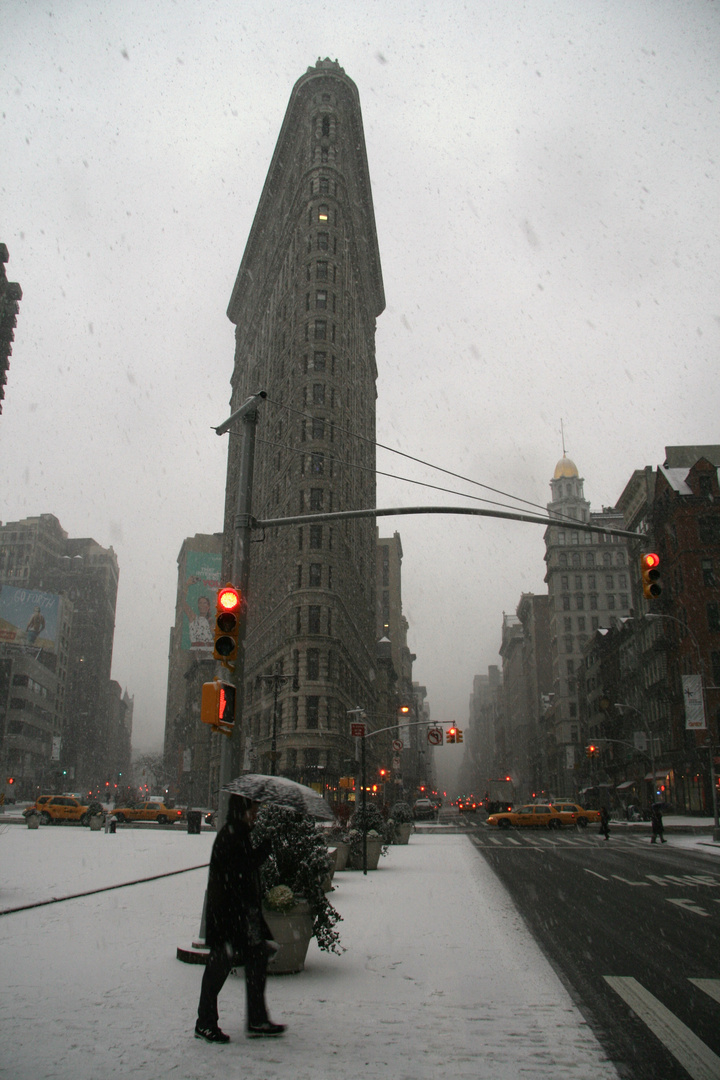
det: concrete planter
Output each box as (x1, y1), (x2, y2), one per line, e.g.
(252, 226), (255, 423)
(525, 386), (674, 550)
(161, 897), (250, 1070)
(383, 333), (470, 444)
(393, 822), (413, 845)
(329, 841), (350, 871)
(89, 814), (104, 831)
(26, 813), (39, 830)
(262, 900), (314, 974)
(347, 836), (384, 870)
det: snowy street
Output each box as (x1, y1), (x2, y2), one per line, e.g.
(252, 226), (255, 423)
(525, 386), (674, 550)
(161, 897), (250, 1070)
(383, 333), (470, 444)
(0, 826), (621, 1080)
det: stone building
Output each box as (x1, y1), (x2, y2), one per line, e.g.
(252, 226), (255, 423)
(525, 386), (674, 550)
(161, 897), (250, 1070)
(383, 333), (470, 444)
(543, 457), (632, 797)
(220, 60), (385, 798)
(0, 513), (121, 793)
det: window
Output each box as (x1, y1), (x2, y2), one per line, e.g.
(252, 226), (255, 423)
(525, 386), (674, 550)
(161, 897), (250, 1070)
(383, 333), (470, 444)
(605, 575), (614, 589)
(312, 418), (325, 440)
(571, 552), (580, 567)
(558, 553), (568, 568)
(590, 593), (598, 609)
(703, 560), (716, 587)
(319, 178), (329, 195)
(316, 290), (327, 309)
(561, 575), (569, 590)
(318, 204), (329, 222)
(313, 351), (326, 370)
(567, 659), (575, 675)
(562, 594), (570, 611)
(564, 636), (573, 654)
(314, 319), (326, 340)
(577, 617), (586, 632)
(309, 605), (321, 633)
(311, 452), (324, 475)
(309, 525), (323, 549)
(306, 696), (319, 728)
(317, 232), (329, 250)
(296, 564), (302, 588)
(316, 260), (328, 279)
(603, 552), (612, 568)
(586, 553), (595, 568)
(321, 115), (330, 136)
(588, 575), (596, 590)
(574, 575), (583, 590)
(309, 563), (321, 587)
(564, 617), (572, 633)
(310, 489), (323, 511)
(312, 384), (325, 405)
(592, 617), (599, 630)
(607, 594), (616, 610)
(307, 649), (320, 680)
(708, 603), (720, 633)
(576, 594), (584, 610)
(296, 607), (302, 633)
(619, 594), (629, 608)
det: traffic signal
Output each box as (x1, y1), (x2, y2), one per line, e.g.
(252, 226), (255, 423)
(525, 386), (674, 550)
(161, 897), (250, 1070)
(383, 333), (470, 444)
(586, 744), (599, 759)
(456, 728), (463, 744)
(378, 768), (388, 779)
(641, 552), (662, 600)
(201, 679), (236, 735)
(213, 584), (241, 665)
(447, 726), (457, 744)
(6, 777), (14, 785)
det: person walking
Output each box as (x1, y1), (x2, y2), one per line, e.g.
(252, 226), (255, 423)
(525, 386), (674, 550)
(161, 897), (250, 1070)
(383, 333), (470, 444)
(650, 802), (666, 844)
(195, 794), (286, 1043)
(599, 806), (610, 840)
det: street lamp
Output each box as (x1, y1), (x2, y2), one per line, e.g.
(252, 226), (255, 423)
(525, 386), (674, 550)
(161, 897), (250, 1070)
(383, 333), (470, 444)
(613, 703), (658, 804)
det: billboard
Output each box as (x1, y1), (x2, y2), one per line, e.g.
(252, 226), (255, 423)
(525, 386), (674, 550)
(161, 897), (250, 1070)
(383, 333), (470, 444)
(0, 585), (61, 652)
(180, 551), (222, 651)
(682, 674), (706, 730)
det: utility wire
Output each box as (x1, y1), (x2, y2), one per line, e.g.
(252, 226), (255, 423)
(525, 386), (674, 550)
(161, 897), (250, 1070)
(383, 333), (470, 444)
(261, 395), (581, 525)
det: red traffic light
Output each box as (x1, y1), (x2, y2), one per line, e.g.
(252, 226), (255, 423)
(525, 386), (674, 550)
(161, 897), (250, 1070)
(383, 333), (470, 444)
(214, 584), (241, 663)
(641, 553), (662, 600)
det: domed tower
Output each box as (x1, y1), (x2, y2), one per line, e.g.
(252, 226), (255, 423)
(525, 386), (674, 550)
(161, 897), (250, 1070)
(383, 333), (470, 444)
(543, 454), (632, 796)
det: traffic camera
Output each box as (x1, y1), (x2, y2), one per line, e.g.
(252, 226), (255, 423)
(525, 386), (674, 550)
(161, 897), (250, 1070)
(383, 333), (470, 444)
(640, 553), (662, 600)
(213, 584), (242, 665)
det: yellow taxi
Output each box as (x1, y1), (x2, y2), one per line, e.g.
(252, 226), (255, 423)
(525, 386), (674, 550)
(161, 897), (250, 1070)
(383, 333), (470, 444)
(554, 802), (601, 828)
(486, 803), (565, 830)
(113, 801), (182, 824)
(24, 794), (98, 825)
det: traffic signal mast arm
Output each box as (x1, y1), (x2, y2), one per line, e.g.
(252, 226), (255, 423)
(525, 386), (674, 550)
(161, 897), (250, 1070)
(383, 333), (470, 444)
(348, 715), (460, 741)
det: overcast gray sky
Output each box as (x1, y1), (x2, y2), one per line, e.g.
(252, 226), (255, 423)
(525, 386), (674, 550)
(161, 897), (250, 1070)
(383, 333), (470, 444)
(2, 1), (719, 766)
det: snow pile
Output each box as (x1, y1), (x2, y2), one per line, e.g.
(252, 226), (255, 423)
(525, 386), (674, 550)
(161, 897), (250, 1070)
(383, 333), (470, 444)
(0, 826), (620, 1079)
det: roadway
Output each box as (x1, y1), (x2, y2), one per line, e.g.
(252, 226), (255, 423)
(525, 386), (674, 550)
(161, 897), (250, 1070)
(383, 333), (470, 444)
(468, 822), (720, 1080)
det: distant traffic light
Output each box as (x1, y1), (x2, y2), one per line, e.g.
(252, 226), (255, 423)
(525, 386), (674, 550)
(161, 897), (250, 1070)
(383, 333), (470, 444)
(456, 728), (463, 744)
(641, 553), (662, 600)
(378, 768), (388, 779)
(213, 584), (242, 665)
(6, 777), (14, 785)
(447, 727), (457, 744)
(201, 679), (236, 735)
(586, 744), (599, 759)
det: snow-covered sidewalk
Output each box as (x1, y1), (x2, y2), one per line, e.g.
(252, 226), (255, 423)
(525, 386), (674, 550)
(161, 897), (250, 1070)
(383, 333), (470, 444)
(0, 825), (622, 1079)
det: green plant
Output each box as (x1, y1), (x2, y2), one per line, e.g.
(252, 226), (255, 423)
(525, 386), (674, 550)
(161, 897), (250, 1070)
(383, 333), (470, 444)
(351, 804), (394, 845)
(263, 885), (296, 913)
(253, 805), (343, 954)
(390, 801), (413, 824)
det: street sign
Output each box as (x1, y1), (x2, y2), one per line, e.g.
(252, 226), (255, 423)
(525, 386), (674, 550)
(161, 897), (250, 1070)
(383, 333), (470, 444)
(350, 722), (366, 737)
(427, 727), (443, 746)
(392, 739), (403, 752)
(392, 756), (401, 770)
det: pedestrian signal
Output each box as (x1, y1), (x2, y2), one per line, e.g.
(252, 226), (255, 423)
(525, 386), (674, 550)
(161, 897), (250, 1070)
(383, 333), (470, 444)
(641, 553), (662, 600)
(447, 727), (457, 744)
(213, 584), (241, 665)
(201, 680), (236, 735)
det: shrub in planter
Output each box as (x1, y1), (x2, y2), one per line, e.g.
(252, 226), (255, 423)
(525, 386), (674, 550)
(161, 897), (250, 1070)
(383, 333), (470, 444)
(390, 801), (413, 824)
(252, 804), (343, 954)
(350, 805), (394, 846)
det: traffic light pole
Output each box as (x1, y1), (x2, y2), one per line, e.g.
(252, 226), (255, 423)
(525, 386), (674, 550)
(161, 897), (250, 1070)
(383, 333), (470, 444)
(216, 391), (265, 828)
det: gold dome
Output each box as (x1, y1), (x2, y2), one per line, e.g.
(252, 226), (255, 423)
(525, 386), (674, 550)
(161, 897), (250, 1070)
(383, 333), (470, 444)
(554, 456), (579, 479)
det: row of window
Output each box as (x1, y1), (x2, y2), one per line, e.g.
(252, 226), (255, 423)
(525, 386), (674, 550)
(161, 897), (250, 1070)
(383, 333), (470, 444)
(305, 318), (336, 342)
(555, 531), (625, 549)
(556, 550), (625, 568)
(560, 574), (628, 591)
(296, 563), (333, 589)
(560, 593), (630, 611)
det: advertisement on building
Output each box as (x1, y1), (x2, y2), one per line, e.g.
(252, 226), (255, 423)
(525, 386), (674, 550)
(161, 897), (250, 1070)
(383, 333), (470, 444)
(682, 674), (706, 730)
(0, 585), (60, 651)
(180, 551), (221, 651)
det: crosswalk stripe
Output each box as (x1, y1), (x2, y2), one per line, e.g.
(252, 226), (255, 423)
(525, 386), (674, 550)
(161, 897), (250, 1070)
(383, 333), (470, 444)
(604, 976), (720, 1080)
(689, 978), (720, 1005)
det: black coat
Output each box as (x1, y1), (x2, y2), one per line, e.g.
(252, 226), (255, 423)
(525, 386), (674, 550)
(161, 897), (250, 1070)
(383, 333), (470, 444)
(204, 819), (273, 962)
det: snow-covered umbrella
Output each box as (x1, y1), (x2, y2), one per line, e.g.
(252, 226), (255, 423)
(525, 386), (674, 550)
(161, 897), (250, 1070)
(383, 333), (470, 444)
(223, 773), (334, 820)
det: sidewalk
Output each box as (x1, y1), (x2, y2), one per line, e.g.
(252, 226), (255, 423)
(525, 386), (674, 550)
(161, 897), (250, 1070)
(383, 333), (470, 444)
(0, 825), (623, 1080)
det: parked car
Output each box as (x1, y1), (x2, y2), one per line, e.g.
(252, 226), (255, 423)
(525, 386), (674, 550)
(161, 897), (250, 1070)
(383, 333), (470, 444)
(23, 794), (101, 825)
(112, 801), (183, 824)
(554, 802), (601, 828)
(486, 803), (564, 829)
(412, 798), (438, 821)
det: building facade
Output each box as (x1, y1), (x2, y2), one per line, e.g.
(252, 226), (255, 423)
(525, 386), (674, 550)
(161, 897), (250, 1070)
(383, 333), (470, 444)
(543, 457), (632, 797)
(0, 513), (122, 794)
(220, 60), (385, 799)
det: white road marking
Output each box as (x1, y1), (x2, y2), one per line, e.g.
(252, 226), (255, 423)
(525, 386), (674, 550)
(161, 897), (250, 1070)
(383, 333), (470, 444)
(689, 979), (720, 1006)
(584, 868), (608, 880)
(612, 875), (651, 886)
(667, 898), (710, 917)
(604, 976), (720, 1080)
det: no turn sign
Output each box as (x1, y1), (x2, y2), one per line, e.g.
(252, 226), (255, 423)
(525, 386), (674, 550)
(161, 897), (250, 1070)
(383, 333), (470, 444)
(392, 739), (403, 752)
(427, 727), (443, 746)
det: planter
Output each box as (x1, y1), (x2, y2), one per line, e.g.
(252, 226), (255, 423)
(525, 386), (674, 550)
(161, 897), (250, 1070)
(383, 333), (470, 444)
(347, 836), (384, 871)
(89, 814), (104, 831)
(262, 900), (313, 974)
(393, 822), (413, 845)
(329, 840), (349, 871)
(26, 813), (39, 830)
